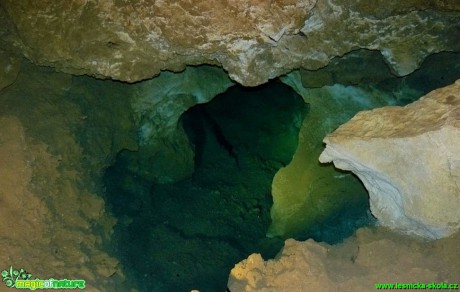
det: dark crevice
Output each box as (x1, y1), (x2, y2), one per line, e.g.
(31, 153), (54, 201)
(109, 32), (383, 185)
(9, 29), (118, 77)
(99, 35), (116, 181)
(182, 105), (240, 170)
(103, 79), (306, 291)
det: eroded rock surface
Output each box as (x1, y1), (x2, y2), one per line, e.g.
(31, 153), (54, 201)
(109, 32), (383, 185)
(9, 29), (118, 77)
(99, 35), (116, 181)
(129, 65), (233, 183)
(0, 0), (459, 85)
(320, 80), (460, 239)
(0, 60), (138, 291)
(0, 50), (19, 90)
(228, 227), (460, 291)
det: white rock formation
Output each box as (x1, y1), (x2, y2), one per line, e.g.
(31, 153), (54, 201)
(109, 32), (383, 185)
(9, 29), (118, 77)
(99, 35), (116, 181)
(319, 80), (460, 239)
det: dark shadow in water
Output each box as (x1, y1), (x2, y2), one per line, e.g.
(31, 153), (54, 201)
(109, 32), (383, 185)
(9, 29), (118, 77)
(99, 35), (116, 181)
(104, 80), (310, 291)
(102, 52), (460, 292)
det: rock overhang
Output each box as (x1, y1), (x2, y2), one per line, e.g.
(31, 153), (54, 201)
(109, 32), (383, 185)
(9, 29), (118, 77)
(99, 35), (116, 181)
(319, 80), (460, 239)
(0, 0), (459, 86)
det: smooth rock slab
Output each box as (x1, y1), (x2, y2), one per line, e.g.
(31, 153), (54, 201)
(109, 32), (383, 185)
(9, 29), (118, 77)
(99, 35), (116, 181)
(319, 80), (460, 239)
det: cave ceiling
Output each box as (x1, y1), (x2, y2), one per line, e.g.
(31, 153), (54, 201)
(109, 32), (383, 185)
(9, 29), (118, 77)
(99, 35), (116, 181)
(0, 0), (459, 86)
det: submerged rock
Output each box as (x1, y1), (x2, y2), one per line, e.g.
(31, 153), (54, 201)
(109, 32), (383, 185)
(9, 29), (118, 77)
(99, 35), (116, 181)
(268, 71), (394, 239)
(319, 80), (460, 239)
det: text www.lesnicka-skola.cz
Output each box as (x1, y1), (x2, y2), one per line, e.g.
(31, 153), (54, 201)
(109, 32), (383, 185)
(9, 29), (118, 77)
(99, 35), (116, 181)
(375, 282), (459, 290)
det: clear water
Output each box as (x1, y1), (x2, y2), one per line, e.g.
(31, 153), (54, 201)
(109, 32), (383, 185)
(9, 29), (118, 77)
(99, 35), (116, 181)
(103, 52), (460, 291)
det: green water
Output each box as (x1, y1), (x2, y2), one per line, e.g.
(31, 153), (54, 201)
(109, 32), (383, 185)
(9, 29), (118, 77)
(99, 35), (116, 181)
(103, 52), (460, 291)
(104, 81), (304, 291)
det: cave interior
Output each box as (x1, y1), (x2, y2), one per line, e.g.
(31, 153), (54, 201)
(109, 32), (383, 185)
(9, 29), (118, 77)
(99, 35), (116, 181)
(1, 49), (459, 291)
(101, 51), (459, 291)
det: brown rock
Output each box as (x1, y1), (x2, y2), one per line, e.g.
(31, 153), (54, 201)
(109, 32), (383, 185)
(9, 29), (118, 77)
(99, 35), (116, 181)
(228, 227), (460, 291)
(0, 0), (459, 85)
(0, 60), (137, 289)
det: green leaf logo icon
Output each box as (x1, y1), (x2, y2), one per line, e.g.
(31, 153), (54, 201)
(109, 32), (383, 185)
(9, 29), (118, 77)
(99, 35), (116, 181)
(1, 266), (33, 288)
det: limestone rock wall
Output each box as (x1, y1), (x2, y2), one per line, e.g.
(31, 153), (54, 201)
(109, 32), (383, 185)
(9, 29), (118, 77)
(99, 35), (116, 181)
(128, 65), (234, 183)
(0, 0), (459, 85)
(0, 60), (138, 290)
(228, 227), (460, 291)
(0, 7), (20, 90)
(319, 80), (460, 239)
(0, 50), (19, 90)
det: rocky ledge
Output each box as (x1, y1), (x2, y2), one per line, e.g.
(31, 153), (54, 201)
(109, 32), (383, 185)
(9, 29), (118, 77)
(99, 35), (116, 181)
(228, 227), (460, 291)
(319, 80), (460, 239)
